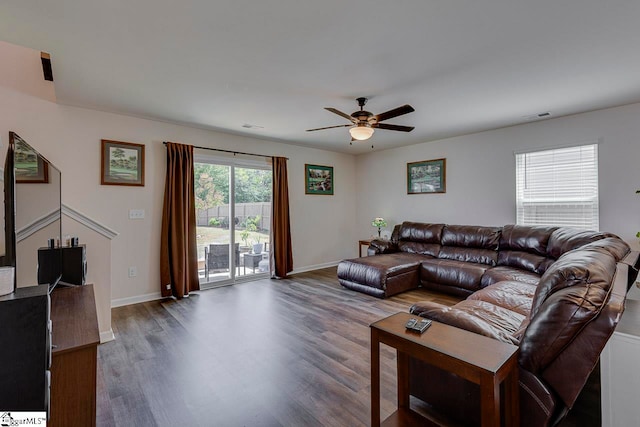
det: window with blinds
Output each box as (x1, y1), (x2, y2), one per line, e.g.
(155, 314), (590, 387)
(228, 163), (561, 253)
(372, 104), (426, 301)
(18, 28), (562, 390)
(515, 144), (599, 230)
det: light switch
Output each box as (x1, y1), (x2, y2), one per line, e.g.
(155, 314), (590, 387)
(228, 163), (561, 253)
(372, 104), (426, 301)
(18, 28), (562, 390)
(129, 209), (145, 219)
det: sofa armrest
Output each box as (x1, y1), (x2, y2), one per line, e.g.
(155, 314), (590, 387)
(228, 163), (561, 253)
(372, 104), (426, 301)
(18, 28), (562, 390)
(410, 301), (449, 317)
(410, 300), (523, 345)
(367, 239), (399, 255)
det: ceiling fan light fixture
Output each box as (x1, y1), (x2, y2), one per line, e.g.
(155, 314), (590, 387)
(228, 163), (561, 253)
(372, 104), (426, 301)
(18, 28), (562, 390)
(306, 98), (414, 143)
(349, 125), (374, 141)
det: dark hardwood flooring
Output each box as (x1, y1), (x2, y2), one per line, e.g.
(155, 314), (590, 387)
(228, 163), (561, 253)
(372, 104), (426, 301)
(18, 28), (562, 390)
(96, 267), (598, 426)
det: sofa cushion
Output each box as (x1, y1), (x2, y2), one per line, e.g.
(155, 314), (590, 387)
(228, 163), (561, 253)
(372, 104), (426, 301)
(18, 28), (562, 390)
(480, 266), (541, 288)
(498, 225), (557, 274)
(438, 225), (500, 266)
(439, 247), (498, 266)
(497, 250), (553, 275)
(397, 222), (445, 256)
(399, 222), (445, 243)
(441, 225), (501, 250)
(546, 228), (608, 259)
(468, 280), (536, 316)
(420, 258), (489, 293)
(500, 224), (557, 256)
(398, 241), (441, 257)
(410, 299), (525, 345)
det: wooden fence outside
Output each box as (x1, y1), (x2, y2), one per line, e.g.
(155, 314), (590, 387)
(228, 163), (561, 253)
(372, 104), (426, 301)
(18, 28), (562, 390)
(196, 202), (271, 231)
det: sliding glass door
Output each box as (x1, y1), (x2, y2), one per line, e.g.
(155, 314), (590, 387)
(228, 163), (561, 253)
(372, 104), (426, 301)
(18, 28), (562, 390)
(195, 155), (272, 287)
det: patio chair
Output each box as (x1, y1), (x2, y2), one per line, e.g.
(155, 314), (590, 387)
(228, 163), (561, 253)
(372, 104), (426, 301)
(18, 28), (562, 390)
(204, 243), (240, 281)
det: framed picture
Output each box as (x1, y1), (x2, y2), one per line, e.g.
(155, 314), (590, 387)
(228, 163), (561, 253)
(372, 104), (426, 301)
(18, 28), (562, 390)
(13, 133), (49, 184)
(101, 139), (145, 186)
(305, 164), (334, 195)
(407, 158), (446, 194)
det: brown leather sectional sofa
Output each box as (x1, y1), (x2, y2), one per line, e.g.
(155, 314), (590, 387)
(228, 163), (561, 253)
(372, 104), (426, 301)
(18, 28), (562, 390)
(337, 221), (640, 426)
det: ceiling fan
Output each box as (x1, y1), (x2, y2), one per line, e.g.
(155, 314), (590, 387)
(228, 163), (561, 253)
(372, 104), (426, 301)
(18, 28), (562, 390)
(306, 97), (415, 144)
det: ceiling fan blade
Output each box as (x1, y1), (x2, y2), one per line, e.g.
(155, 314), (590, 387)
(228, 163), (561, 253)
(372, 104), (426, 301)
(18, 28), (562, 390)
(373, 123), (415, 132)
(374, 105), (415, 122)
(325, 107), (357, 123)
(306, 124), (352, 132)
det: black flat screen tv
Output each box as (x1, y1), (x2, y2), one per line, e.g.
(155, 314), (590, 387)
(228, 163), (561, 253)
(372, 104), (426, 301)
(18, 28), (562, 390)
(2, 132), (63, 292)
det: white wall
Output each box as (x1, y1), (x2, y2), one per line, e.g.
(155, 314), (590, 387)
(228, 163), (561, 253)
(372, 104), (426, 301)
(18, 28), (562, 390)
(355, 103), (640, 249)
(0, 41), (55, 103)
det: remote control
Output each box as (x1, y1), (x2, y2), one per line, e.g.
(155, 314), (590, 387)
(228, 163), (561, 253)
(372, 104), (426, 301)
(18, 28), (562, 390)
(405, 317), (432, 333)
(414, 318), (432, 333)
(405, 318), (417, 329)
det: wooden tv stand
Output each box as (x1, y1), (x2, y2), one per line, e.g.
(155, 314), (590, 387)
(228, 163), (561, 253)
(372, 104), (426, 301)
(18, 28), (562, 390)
(50, 284), (100, 427)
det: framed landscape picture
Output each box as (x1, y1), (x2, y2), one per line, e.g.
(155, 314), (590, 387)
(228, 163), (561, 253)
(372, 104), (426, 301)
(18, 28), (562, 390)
(101, 139), (145, 186)
(407, 158), (446, 194)
(305, 164), (334, 195)
(13, 132), (49, 184)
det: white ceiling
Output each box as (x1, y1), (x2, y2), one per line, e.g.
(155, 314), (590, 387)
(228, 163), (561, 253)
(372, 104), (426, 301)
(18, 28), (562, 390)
(1, 1), (640, 154)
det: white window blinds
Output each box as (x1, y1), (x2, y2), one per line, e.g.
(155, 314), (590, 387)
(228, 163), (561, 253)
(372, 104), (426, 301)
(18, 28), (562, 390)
(515, 144), (599, 230)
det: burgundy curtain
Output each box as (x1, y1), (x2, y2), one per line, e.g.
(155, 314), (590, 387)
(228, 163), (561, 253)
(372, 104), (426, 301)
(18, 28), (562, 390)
(160, 142), (199, 298)
(271, 156), (293, 278)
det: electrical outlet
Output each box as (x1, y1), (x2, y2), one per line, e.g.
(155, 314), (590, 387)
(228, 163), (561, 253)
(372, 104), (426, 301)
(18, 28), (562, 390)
(129, 209), (145, 219)
(128, 266), (137, 278)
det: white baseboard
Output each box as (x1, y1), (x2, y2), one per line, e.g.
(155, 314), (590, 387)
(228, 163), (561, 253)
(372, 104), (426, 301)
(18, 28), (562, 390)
(100, 329), (115, 343)
(111, 291), (164, 308)
(110, 263), (338, 308)
(290, 261), (339, 275)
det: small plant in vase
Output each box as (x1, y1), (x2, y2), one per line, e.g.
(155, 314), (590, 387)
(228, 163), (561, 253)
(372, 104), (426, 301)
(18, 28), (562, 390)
(372, 217), (387, 238)
(240, 229), (251, 250)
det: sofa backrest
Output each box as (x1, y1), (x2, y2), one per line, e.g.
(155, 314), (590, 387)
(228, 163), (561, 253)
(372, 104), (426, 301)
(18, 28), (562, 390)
(519, 246), (622, 406)
(497, 225), (557, 275)
(393, 223), (629, 276)
(546, 228), (609, 259)
(577, 236), (631, 262)
(438, 225), (501, 266)
(397, 222), (445, 257)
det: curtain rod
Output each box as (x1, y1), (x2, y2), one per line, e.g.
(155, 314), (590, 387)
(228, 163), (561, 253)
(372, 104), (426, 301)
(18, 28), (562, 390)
(162, 141), (288, 160)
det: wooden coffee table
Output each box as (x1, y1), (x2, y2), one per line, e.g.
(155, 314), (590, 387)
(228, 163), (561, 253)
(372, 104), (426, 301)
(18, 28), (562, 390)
(370, 312), (519, 427)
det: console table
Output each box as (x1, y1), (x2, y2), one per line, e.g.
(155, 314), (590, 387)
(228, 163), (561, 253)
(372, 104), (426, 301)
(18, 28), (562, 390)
(370, 312), (519, 427)
(359, 239), (372, 257)
(50, 285), (99, 427)
(601, 283), (640, 426)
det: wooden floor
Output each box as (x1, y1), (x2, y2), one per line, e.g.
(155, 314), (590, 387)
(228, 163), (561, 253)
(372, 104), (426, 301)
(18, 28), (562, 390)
(96, 267), (597, 426)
